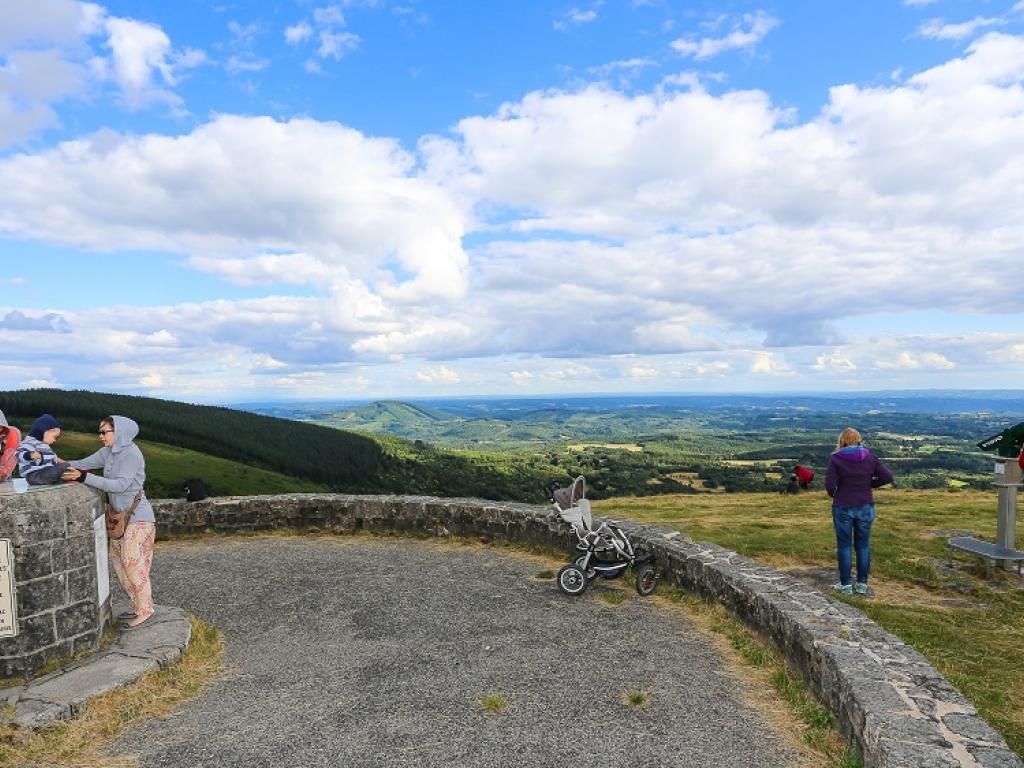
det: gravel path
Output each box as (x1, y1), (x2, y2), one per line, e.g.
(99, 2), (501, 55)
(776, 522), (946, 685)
(111, 536), (798, 768)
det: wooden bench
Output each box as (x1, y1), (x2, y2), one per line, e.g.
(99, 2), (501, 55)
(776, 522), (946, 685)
(947, 537), (1024, 578)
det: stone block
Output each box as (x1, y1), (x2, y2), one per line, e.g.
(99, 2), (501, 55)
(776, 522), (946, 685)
(51, 535), (94, 573)
(67, 565), (96, 604)
(12, 542), (52, 582)
(55, 601), (95, 639)
(0, 612), (55, 657)
(13, 696), (72, 728)
(71, 629), (100, 657)
(16, 574), (66, 618)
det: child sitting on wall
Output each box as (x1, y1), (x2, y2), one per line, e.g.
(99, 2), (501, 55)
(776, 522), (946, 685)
(17, 414), (72, 485)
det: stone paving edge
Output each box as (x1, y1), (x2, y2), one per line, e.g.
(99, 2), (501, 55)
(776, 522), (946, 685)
(1, 604), (191, 729)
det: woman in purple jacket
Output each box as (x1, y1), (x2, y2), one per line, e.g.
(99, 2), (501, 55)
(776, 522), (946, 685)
(825, 428), (893, 596)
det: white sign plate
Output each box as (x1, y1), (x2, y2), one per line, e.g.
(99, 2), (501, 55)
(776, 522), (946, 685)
(93, 515), (110, 606)
(0, 539), (17, 638)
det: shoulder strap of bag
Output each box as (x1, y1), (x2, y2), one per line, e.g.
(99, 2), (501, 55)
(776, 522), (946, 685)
(128, 490), (144, 514)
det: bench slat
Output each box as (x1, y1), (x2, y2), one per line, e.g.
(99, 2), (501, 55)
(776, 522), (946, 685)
(948, 537), (1024, 561)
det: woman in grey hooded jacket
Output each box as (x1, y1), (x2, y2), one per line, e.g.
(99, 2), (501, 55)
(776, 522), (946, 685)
(63, 416), (156, 627)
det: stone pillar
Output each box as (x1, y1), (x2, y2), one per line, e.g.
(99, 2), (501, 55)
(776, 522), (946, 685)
(0, 484), (112, 681)
(993, 457), (1021, 570)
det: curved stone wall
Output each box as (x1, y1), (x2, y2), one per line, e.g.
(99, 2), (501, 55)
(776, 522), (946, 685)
(0, 484), (112, 680)
(145, 493), (1019, 768)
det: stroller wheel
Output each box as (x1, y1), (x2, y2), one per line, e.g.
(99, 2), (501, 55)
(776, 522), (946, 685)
(635, 563), (657, 596)
(557, 564), (589, 596)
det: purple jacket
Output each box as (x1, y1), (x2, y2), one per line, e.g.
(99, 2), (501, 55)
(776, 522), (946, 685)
(825, 446), (893, 508)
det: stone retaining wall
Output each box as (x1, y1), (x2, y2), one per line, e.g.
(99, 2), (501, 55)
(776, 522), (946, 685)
(152, 492), (1021, 768)
(0, 485), (111, 680)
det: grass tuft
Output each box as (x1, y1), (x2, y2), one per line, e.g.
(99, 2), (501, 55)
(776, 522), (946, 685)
(480, 693), (507, 714)
(600, 590), (627, 606)
(623, 690), (650, 708)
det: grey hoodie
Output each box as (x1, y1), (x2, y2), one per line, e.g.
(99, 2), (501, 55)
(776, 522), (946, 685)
(71, 415), (154, 523)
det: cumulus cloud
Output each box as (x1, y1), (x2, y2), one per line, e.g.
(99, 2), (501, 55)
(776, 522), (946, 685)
(0, 115), (469, 303)
(671, 11), (778, 60)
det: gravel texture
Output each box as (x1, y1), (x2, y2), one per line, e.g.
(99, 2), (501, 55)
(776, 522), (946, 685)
(111, 536), (798, 768)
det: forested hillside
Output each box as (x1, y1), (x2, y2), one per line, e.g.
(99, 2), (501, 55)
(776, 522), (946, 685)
(0, 389), (557, 501)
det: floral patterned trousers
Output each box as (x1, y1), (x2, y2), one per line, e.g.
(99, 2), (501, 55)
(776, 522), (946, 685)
(111, 521), (156, 617)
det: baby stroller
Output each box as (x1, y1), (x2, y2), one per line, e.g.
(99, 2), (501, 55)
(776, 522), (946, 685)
(548, 476), (657, 597)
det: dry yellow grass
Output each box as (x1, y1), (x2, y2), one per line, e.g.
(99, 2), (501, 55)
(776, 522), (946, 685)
(0, 616), (223, 768)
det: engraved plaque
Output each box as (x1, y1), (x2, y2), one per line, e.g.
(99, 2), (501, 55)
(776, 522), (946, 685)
(0, 539), (17, 638)
(94, 515), (110, 606)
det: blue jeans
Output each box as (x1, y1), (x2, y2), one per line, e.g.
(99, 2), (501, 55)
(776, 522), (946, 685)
(832, 504), (875, 586)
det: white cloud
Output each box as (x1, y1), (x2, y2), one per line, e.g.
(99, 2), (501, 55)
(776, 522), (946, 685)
(0, 116), (469, 303)
(671, 11), (778, 60)
(918, 16), (1004, 41)
(0, 1), (205, 146)
(317, 30), (360, 60)
(874, 351), (955, 370)
(416, 365), (460, 383)
(904, 0), (938, 6)
(628, 365), (657, 378)
(554, 7), (600, 31)
(287, 4), (363, 65)
(695, 361), (730, 376)
(103, 17), (206, 108)
(284, 22), (313, 45)
(812, 352), (857, 372)
(750, 352), (793, 375)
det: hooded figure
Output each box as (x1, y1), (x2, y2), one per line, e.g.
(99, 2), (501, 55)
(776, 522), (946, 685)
(69, 415), (154, 523)
(0, 409), (20, 481)
(67, 415), (156, 627)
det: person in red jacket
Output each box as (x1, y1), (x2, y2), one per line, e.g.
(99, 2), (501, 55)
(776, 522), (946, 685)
(794, 464), (815, 490)
(0, 410), (20, 482)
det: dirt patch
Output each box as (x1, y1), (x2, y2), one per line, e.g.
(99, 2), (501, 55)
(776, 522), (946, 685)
(783, 566), (987, 611)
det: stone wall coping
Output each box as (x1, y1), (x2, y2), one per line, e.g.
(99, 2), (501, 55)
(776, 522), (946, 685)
(150, 492), (1022, 768)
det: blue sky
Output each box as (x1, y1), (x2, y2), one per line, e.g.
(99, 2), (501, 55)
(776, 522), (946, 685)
(2, 0), (1024, 402)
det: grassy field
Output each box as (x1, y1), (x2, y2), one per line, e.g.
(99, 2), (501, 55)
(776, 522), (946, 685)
(595, 488), (1024, 757)
(54, 432), (328, 499)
